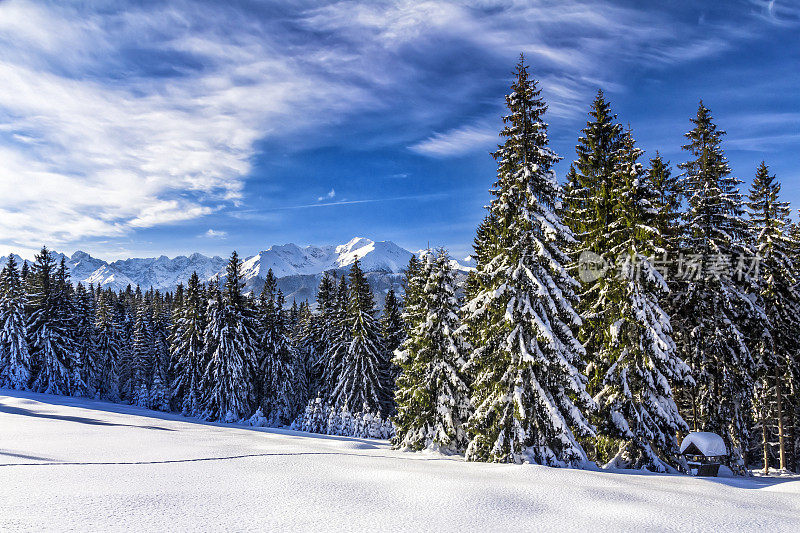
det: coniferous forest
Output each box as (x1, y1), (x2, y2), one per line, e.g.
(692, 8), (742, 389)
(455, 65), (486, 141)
(3, 56), (800, 475)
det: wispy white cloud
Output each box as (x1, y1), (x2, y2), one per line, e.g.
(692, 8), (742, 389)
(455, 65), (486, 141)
(0, 0), (371, 250)
(750, 0), (800, 26)
(410, 123), (497, 157)
(280, 193), (448, 210)
(203, 229), (227, 239)
(0, 0), (783, 250)
(317, 188), (336, 202)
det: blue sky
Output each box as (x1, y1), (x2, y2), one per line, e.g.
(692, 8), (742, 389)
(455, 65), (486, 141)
(0, 0), (797, 261)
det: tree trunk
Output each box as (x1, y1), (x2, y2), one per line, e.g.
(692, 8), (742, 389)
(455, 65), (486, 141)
(776, 369), (786, 471)
(789, 403), (797, 473)
(763, 414), (769, 475)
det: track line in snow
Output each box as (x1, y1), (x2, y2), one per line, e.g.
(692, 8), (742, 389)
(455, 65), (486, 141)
(0, 450), (456, 468)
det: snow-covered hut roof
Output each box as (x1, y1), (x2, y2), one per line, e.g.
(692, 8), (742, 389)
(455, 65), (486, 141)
(680, 432), (727, 457)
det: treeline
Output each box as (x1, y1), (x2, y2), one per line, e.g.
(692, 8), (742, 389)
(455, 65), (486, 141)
(1, 56), (798, 474)
(0, 249), (404, 433)
(391, 56), (799, 474)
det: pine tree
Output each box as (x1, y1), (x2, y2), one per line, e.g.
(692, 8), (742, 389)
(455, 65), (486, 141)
(27, 247), (77, 395)
(170, 272), (206, 415)
(256, 270), (298, 425)
(570, 90), (625, 396)
(0, 255), (31, 389)
(331, 259), (387, 415)
(592, 129), (693, 472)
(647, 153), (683, 263)
(322, 275), (350, 401)
(131, 300), (153, 407)
(463, 57), (594, 465)
(201, 252), (258, 422)
(149, 292), (171, 411)
(672, 102), (759, 469)
(95, 289), (121, 401)
(380, 286), (404, 413)
(747, 161), (800, 472)
(305, 273), (336, 397)
(393, 250), (472, 452)
(72, 283), (97, 397)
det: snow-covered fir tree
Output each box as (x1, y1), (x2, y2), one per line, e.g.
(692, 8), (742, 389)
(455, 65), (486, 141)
(0, 255), (31, 389)
(321, 275), (350, 401)
(27, 247), (79, 395)
(569, 90), (624, 396)
(305, 273), (336, 397)
(72, 283), (97, 397)
(463, 57), (595, 465)
(131, 299), (154, 407)
(747, 161), (800, 472)
(331, 259), (387, 415)
(170, 272), (206, 415)
(256, 270), (298, 425)
(94, 289), (121, 400)
(393, 249), (472, 452)
(149, 292), (171, 411)
(647, 153), (684, 265)
(592, 129), (693, 472)
(380, 286), (403, 413)
(201, 252), (258, 422)
(672, 102), (759, 469)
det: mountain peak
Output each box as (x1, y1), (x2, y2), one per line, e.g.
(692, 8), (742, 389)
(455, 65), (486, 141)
(336, 237), (374, 254)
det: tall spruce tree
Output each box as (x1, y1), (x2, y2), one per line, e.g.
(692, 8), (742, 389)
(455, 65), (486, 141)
(0, 255), (31, 389)
(256, 270), (298, 425)
(131, 300), (153, 407)
(380, 286), (403, 413)
(27, 247), (77, 395)
(747, 161), (800, 472)
(94, 289), (121, 400)
(170, 272), (206, 415)
(306, 273), (336, 397)
(393, 250), (472, 452)
(201, 252), (258, 421)
(672, 102), (759, 469)
(322, 275), (350, 401)
(331, 259), (387, 414)
(72, 283), (97, 397)
(149, 292), (171, 411)
(570, 90), (625, 396)
(463, 57), (594, 465)
(592, 130), (693, 472)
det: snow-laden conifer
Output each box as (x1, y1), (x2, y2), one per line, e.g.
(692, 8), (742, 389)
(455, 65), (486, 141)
(201, 252), (258, 422)
(380, 286), (403, 413)
(331, 259), (387, 415)
(0, 255), (31, 389)
(170, 273), (206, 414)
(256, 270), (298, 425)
(94, 289), (121, 400)
(671, 102), (760, 469)
(747, 161), (800, 471)
(393, 249), (472, 452)
(592, 130), (693, 472)
(463, 57), (594, 465)
(570, 90), (624, 396)
(27, 247), (78, 395)
(72, 283), (97, 397)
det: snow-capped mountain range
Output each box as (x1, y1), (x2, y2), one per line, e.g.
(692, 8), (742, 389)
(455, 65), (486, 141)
(0, 238), (473, 307)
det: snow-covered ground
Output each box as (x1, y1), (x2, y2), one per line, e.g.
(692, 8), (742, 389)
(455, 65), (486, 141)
(2, 389), (799, 532)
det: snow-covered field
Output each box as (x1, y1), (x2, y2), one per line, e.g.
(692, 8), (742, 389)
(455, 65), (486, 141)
(2, 389), (799, 532)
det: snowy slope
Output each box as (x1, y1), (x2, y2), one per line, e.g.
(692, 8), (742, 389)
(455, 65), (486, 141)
(2, 389), (799, 532)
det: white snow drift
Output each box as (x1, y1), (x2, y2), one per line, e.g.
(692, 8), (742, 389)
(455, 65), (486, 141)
(2, 389), (799, 532)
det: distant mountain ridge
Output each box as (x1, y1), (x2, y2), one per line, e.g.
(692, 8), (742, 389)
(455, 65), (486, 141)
(0, 238), (473, 307)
